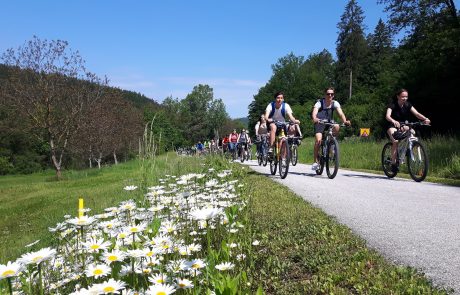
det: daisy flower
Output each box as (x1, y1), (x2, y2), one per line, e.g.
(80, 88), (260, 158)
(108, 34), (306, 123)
(148, 273), (169, 285)
(176, 278), (194, 289)
(252, 240), (260, 246)
(82, 238), (111, 253)
(19, 247), (56, 265)
(123, 185), (138, 191)
(215, 262), (235, 271)
(85, 264), (111, 279)
(146, 283), (176, 295)
(125, 223), (147, 234)
(67, 216), (96, 227)
(97, 278), (126, 294)
(190, 208), (222, 221)
(187, 259), (206, 270)
(0, 261), (23, 279)
(103, 249), (126, 264)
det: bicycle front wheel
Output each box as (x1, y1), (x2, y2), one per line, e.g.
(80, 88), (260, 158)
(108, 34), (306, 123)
(270, 157), (277, 175)
(279, 139), (290, 179)
(381, 142), (397, 178)
(291, 145), (298, 166)
(326, 138), (339, 179)
(316, 143), (325, 175)
(407, 141), (428, 182)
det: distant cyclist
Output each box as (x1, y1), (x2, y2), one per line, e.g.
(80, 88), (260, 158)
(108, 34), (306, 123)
(237, 129), (249, 157)
(311, 87), (350, 171)
(228, 129), (239, 155)
(385, 88), (430, 171)
(264, 91), (300, 155)
(255, 114), (269, 156)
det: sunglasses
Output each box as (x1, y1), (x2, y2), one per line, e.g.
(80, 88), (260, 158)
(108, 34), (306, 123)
(326, 93), (334, 96)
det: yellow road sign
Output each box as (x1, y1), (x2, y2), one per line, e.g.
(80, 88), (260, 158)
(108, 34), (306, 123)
(360, 128), (370, 137)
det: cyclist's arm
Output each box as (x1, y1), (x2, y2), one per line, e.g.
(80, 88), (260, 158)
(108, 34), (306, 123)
(287, 112), (300, 125)
(410, 106), (430, 124)
(386, 108), (400, 128)
(336, 107), (350, 125)
(312, 107), (319, 123)
(296, 124), (302, 137)
(255, 122), (260, 136)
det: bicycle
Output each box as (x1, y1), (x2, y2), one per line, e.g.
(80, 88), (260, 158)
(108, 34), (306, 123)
(268, 121), (291, 179)
(381, 121), (429, 182)
(288, 135), (301, 166)
(315, 119), (346, 179)
(238, 142), (249, 163)
(255, 134), (269, 166)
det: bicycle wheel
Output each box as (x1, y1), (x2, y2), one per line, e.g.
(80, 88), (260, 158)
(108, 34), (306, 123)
(381, 142), (397, 178)
(407, 141), (428, 182)
(268, 144), (278, 175)
(279, 139), (290, 179)
(326, 138), (339, 179)
(257, 151), (263, 166)
(316, 143), (325, 175)
(291, 145), (298, 166)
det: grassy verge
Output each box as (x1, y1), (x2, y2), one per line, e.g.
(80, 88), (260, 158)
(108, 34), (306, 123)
(244, 166), (452, 294)
(0, 155), (203, 262)
(294, 136), (460, 185)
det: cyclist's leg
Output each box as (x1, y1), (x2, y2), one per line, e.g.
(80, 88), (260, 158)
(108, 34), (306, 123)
(269, 122), (276, 148)
(387, 127), (398, 164)
(332, 123), (340, 137)
(314, 132), (322, 163)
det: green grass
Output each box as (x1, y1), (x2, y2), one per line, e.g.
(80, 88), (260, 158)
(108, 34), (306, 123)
(0, 153), (454, 293)
(294, 135), (460, 185)
(0, 155), (204, 262)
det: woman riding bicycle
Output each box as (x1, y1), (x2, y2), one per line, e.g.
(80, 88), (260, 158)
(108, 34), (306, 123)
(255, 114), (269, 156)
(311, 87), (350, 171)
(237, 129), (249, 158)
(264, 91), (300, 156)
(385, 89), (431, 172)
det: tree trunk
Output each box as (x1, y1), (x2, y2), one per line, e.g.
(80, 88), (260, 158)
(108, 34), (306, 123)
(89, 157), (92, 168)
(96, 152), (102, 169)
(113, 151), (118, 165)
(349, 69), (353, 101)
(50, 138), (63, 179)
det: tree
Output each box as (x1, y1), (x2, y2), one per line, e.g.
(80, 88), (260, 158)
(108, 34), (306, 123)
(336, 0), (369, 102)
(1, 36), (107, 178)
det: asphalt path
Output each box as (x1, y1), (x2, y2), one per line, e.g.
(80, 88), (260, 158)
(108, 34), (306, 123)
(243, 159), (460, 294)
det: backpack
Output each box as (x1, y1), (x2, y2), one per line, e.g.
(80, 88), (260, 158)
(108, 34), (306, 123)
(315, 98), (336, 120)
(269, 101), (286, 119)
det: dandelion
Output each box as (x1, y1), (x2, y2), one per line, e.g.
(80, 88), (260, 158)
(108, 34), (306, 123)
(124, 185), (138, 191)
(215, 262), (235, 271)
(19, 247), (56, 265)
(97, 279), (127, 294)
(146, 283), (176, 295)
(103, 249), (126, 264)
(82, 237), (111, 253)
(176, 278), (194, 289)
(85, 264), (111, 279)
(0, 261), (22, 279)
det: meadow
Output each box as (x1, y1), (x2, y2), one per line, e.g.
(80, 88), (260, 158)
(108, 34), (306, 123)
(0, 148), (455, 294)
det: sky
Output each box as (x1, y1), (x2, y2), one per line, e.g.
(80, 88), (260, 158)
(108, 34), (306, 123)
(1, 0), (406, 118)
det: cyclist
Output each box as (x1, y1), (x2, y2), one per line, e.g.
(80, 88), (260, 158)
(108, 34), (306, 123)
(196, 141), (204, 155)
(385, 88), (430, 171)
(228, 129), (239, 157)
(287, 122), (302, 145)
(237, 129), (249, 158)
(255, 114), (269, 156)
(264, 91), (300, 156)
(311, 87), (350, 171)
(222, 136), (229, 153)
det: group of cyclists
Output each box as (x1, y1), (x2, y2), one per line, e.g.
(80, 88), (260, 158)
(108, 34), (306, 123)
(188, 87), (431, 179)
(253, 87), (430, 174)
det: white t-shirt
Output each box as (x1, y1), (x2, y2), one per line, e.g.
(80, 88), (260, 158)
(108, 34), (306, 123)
(313, 99), (341, 110)
(265, 102), (293, 122)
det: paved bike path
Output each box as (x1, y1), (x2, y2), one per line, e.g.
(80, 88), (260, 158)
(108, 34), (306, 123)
(243, 160), (460, 294)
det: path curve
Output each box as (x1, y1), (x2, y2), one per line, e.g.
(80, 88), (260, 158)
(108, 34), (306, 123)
(243, 160), (460, 293)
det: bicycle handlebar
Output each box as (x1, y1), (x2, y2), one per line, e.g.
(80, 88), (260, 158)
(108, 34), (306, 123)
(317, 119), (349, 128)
(399, 121), (431, 127)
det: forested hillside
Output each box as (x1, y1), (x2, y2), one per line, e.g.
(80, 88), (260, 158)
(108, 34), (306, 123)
(0, 39), (241, 176)
(249, 0), (459, 138)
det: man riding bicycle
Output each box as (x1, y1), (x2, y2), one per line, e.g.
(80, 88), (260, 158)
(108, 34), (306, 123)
(311, 87), (350, 171)
(264, 91), (300, 156)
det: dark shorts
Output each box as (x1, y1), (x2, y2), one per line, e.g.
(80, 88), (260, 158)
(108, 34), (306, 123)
(314, 123), (328, 134)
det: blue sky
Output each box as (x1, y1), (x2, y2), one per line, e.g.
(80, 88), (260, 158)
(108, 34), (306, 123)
(1, 1), (412, 118)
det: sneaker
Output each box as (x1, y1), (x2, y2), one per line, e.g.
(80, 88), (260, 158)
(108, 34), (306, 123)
(311, 162), (320, 171)
(267, 147), (273, 159)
